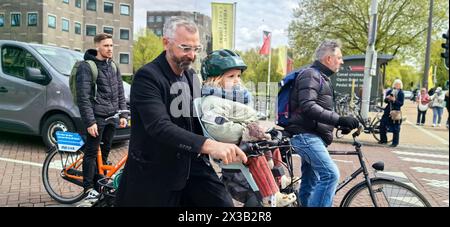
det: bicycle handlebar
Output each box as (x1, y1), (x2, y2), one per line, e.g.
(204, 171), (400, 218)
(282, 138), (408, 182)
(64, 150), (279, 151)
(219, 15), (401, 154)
(105, 110), (131, 122)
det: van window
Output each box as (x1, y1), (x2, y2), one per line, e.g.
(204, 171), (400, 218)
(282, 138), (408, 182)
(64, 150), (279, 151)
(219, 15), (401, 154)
(1, 46), (46, 80)
(31, 45), (83, 76)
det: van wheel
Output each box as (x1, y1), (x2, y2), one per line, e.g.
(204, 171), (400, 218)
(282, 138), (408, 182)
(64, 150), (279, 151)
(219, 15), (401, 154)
(41, 114), (75, 148)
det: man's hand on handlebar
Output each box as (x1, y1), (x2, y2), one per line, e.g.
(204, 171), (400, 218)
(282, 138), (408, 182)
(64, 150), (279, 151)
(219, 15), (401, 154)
(119, 118), (127, 128)
(200, 139), (248, 165)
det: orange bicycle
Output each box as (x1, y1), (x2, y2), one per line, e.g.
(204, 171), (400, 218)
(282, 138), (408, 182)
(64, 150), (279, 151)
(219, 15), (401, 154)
(42, 110), (130, 204)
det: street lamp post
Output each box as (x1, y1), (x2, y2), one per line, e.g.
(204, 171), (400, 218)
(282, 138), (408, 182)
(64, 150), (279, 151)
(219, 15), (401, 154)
(361, 0), (378, 120)
(423, 0), (434, 90)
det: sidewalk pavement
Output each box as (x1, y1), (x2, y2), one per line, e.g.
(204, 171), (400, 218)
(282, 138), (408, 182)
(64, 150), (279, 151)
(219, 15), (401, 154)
(335, 100), (449, 151)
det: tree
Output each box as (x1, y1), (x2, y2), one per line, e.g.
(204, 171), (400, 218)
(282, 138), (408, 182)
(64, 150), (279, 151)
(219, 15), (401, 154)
(238, 48), (283, 93)
(288, 0), (449, 64)
(133, 29), (164, 74)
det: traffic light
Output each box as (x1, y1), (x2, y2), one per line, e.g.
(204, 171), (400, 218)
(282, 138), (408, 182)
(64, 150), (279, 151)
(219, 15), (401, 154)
(442, 30), (449, 68)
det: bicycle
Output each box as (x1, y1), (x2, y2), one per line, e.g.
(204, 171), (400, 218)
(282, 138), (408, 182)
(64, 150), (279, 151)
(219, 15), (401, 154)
(329, 125), (431, 207)
(42, 110), (130, 204)
(335, 103), (394, 143)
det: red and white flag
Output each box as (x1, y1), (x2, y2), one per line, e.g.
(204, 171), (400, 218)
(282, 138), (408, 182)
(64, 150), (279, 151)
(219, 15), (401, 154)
(259, 31), (271, 55)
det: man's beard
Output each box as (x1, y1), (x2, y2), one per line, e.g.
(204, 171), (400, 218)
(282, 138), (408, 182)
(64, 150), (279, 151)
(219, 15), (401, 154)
(170, 52), (195, 71)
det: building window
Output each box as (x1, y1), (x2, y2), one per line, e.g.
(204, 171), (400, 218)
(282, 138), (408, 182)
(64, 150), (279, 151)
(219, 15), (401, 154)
(28, 13), (38, 26)
(120, 29), (129, 40)
(120, 53), (129, 64)
(62, 19), (69, 32)
(148, 16), (155, 23)
(75, 0), (81, 8)
(48, 15), (56, 29)
(63, 0), (69, 4)
(11, 13), (21, 27)
(104, 26), (113, 35)
(75, 22), (81, 34)
(120, 4), (130, 16)
(87, 0), (96, 11)
(156, 16), (162, 23)
(104, 2), (114, 14)
(154, 29), (162, 36)
(86, 25), (96, 36)
(0, 14), (4, 27)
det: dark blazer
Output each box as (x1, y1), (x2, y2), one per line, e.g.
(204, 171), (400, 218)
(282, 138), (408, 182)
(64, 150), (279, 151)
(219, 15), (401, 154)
(115, 51), (208, 206)
(285, 61), (340, 145)
(382, 88), (404, 125)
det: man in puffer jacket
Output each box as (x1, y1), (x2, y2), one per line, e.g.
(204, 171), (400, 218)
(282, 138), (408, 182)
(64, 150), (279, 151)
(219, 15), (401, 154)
(76, 33), (128, 201)
(286, 40), (359, 207)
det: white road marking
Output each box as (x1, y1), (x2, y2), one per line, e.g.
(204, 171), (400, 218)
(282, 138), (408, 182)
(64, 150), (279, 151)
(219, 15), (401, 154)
(421, 179), (449, 189)
(393, 151), (449, 159)
(0, 156), (43, 167)
(399, 157), (449, 166)
(411, 167), (449, 175)
(332, 159), (354, 164)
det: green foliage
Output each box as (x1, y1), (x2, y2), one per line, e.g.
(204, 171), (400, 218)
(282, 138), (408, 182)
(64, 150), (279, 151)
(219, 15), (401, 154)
(133, 29), (164, 74)
(288, 0), (449, 65)
(237, 48), (283, 92)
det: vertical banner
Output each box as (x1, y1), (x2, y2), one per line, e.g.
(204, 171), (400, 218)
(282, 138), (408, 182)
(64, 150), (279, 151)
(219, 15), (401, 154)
(427, 66), (434, 90)
(211, 2), (235, 50)
(277, 46), (287, 76)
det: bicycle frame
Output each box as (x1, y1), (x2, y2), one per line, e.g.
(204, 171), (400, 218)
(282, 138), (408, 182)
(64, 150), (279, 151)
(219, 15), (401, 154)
(62, 146), (127, 184)
(330, 141), (379, 206)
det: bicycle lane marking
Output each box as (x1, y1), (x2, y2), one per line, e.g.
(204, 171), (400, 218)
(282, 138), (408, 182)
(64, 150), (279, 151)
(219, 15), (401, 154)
(0, 156), (43, 168)
(405, 120), (449, 146)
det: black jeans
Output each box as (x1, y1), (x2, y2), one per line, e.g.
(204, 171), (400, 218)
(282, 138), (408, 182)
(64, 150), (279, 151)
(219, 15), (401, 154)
(416, 108), (427, 124)
(380, 115), (401, 145)
(82, 118), (116, 190)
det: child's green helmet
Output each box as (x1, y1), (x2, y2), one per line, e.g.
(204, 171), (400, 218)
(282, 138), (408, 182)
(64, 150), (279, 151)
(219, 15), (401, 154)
(201, 49), (247, 80)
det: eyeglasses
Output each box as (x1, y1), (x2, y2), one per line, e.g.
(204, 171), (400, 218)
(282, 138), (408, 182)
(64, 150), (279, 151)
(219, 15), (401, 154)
(177, 44), (203, 54)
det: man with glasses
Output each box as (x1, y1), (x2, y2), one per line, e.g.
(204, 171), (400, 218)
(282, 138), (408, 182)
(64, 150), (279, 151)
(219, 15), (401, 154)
(116, 17), (247, 207)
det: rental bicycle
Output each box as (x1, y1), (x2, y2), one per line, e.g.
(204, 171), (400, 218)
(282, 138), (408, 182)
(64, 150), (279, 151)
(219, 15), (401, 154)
(42, 110), (130, 204)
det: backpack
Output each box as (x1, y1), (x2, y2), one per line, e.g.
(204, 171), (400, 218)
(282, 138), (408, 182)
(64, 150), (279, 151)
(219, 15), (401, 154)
(276, 67), (323, 127)
(69, 60), (117, 104)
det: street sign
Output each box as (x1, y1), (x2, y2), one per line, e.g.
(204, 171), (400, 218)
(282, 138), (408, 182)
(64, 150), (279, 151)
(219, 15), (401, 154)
(55, 131), (84, 152)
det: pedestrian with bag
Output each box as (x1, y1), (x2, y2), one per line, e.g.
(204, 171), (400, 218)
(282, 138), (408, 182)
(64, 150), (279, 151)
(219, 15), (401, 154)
(430, 87), (446, 127)
(379, 79), (404, 147)
(416, 88), (430, 126)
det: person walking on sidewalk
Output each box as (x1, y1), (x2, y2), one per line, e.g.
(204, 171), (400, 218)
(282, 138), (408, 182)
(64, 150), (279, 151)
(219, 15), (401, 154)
(285, 40), (359, 207)
(445, 91), (449, 129)
(416, 88), (430, 126)
(379, 79), (404, 148)
(430, 87), (446, 127)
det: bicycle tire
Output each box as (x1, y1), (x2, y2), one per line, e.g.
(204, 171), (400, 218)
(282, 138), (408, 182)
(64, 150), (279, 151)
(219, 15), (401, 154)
(340, 178), (431, 207)
(371, 119), (393, 143)
(42, 146), (86, 204)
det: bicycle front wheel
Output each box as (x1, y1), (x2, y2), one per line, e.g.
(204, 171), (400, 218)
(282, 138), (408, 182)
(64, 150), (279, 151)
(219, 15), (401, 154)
(42, 146), (85, 204)
(341, 178), (431, 207)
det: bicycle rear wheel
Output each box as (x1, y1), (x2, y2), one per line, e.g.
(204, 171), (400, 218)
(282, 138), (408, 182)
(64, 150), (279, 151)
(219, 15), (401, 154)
(371, 119), (393, 143)
(42, 146), (85, 204)
(341, 178), (431, 207)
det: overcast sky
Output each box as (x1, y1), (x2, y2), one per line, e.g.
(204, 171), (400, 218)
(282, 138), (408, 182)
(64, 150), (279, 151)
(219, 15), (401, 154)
(133, 0), (298, 51)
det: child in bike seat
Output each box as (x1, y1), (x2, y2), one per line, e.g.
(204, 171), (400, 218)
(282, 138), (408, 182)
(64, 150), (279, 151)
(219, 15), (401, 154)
(199, 49), (296, 207)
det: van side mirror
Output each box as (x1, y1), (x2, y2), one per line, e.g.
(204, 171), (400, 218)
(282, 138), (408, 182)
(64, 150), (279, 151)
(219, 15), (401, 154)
(25, 67), (46, 83)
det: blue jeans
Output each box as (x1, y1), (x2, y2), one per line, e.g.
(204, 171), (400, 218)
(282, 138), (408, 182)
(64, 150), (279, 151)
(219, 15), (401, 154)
(432, 107), (444, 125)
(291, 133), (339, 207)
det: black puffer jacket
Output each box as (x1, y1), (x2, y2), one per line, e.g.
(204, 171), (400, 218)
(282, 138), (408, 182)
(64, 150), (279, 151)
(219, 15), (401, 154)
(76, 49), (127, 127)
(285, 61), (340, 145)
